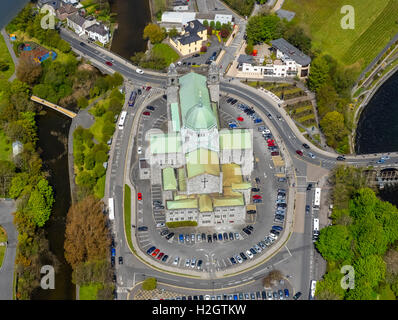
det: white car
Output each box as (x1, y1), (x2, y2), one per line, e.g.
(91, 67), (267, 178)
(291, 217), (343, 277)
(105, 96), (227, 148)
(254, 244), (262, 253)
(156, 222), (165, 228)
(234, 232), (240, 240)
(173, 256), (180, 265)
(246, 250), (254, 259)
(185, 258), (190, 267)
(137, 146), (142, 154)
(262, 129), (271, 134)
(136, 68), (144, 74)
(177, 61), (182, 66)
(269, 233), (278, 240)
(308, 152), (316, 159)
(204, 295), (211, 300)
(235, 255), (243, 264)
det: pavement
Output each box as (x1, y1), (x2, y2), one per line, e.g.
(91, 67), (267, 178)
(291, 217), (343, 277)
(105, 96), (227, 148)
(0, 199), (17, 300)
(1, 28), (18, 81)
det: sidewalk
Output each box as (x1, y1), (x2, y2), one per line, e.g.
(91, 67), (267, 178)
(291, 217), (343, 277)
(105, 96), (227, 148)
(1, 28), (18, 81)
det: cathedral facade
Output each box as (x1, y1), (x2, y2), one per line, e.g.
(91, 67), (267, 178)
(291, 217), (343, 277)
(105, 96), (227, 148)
(148, 63), (254, 227)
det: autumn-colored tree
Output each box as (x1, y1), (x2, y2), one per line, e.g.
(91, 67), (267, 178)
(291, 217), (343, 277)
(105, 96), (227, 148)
(16, 54), (42, 85)
(64, 196), (110, 269)
(263, 270), (284, 288)
(143, 23), (165, 44)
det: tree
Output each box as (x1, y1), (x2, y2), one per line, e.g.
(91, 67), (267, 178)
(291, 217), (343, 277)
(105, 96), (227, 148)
(0, 59), (9, 71)
(245, 42), (254, 55)
(203, 20), (209, 27)
(315, 268), (345, 300)
(316, 225), (353, 262)
(77, 96), (89, 109)
(320, 111), (347, 148)
(262, 270), (283, 288)
(285, 26), (311, 55)
(354, 255), (386, 289)
(215, 21), (222, 30)
(16, 55), (42, 85)
(168, 27), (179, 38)
(210, 21), (215, 29)
(307, 56), (329, 92)
(143, 23), (166, 44)
(64, 196), (110, 269)
(353, 216), (388, 257)
(142, 278), (157, 290)
(26, 178), (54, 227)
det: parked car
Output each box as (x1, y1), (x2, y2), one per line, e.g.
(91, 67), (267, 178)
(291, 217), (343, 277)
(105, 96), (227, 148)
(213, 233), (218, 241)
(118, 256), (123, 264)
(253, 194), (262, 199)
(230, 257), (237, 264)
(201, 233), (206, 241)
(307, 183), (313, 191)
(249, 248), (257, 255)
(223, 232), (228, 240)
(146, 246), (156, 254)
(242, 228), (251, 235)
(253, 199), (262, 203)
(235, 255), (243, 263)
(247, 210), (256, 214)
(235, 232), (240, 240)
(156, 222), (165, 228)
(160, 229), (169, 236)
(162, 255), (169, 262)
(251, 187), (260, 192)
(138, 226), (148, 231)
(240, 252), (247, 260)
(272, 225), (283, 231)
(284, 288), (289, 298)
(229, 232), (234, 240)
(207, 234), (212, 243)
(246, 250), (254, 259)
(143, 111), (150, 116)
(218, 233), (223, 241)
(293, 291), (302, 300)
(185, 259), (190, 267)
(191, 257), (197, 268)
(157, 252), (164, 260)
(179, 234), (184, 243)
(146, 105), (155, 111)
(197, 260), (203, 269)
(173, 256), (180, 265)
(151, 249), (160, 257)
(165, 232), (174, 240)
(197, 233), (201, 242)
(305, 205), (310, 214)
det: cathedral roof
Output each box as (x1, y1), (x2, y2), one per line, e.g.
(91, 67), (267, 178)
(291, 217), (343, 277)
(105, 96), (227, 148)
(186, 148), (220, 179)
(185, 103), (217, 130)
(162, 167), (177, 190)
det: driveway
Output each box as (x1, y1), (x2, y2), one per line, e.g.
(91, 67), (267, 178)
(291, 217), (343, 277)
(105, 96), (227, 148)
(0, 199), (17, 300)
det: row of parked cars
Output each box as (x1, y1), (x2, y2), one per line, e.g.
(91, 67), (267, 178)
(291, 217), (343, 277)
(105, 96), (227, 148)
(178, 231), (240, 244)
(236, 103), (264, 124)
(146, 246), (169, 263)
(274, 188), (287, 224)
(164, 290), (302, 301)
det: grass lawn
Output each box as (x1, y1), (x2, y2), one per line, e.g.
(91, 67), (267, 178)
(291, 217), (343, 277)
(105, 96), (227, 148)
(0, 226), (7, 269)
(124, 184), (133, 250)
(79, 282), (103, 300)
(283, 0), (398, 70)
(0, 129), (12, 161)
(0, 33), (15, 81)
(152, 43), (179, 65)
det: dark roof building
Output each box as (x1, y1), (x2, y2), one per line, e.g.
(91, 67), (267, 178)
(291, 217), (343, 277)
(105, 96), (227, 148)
(237, 54), (253, 64)
(173, 20), (206, 45)
(38, 0), (61, 10)
(270, 38), (311, 66)
(86, 23), (108, 36)
(68, 12), (87, 27)
(184, 20), (206, 35)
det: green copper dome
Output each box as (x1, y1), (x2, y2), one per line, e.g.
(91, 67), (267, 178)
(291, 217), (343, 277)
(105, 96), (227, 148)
(185, 103), (217, 130)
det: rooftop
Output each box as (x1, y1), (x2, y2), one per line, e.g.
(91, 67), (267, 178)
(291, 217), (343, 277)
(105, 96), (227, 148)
(86, 23), (108, 36)
(150, 133), (182, 154)
(270, 38), (311, 66)
(219, 129), (252, 150)
(186, 148), (220, 179)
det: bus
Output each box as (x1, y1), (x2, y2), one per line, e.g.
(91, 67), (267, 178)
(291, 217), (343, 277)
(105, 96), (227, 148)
(313, 187), (321, 208)
(108, 198), (115, 221)
(313, 218), (320, 242)
(118, 111), (127, 130)
(128, 91), (137, 107)
(309, 280), (317, 300)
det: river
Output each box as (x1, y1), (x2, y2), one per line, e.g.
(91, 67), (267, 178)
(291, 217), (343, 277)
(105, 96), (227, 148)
(355, 70), (398, 206)
(32, 109), (75, 300)
(110, 0), (151, 59)
(0, 0), (30, 29)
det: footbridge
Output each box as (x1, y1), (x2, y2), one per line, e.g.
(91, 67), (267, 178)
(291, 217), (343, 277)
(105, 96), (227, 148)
(30, 95), (77, 118)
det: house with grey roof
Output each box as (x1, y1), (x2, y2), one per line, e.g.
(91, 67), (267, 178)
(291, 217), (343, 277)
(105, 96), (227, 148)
(169, 20), (207, 56)
(238, 39), (311, 79)
(66, 12), (109, 44)
(37, 0), (61, 15)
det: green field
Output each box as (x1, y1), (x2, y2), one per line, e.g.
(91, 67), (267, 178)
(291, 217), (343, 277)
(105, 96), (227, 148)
(0, 33), (15, 81)
(283, 0), (398, 70)
(79, 283), (102, 300)
(0, 130), (12, 161)
(152, 43), (179, 65)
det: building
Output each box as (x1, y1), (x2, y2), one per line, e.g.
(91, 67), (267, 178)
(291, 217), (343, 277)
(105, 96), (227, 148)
(37, 0), (61, 15)
(238, 38), (311, 79)
(66, 13), (110, 44)
(56, 3), (78, 20)
(160, 11), (233, 31)
(169, 20), (207, 56)
(172, 0), (189, 11)
(147, 63), (254, 227)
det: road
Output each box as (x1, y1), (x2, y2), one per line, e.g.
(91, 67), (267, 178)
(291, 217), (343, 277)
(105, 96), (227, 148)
(0, 200), (17, 300)
(60, 28), (398, 300)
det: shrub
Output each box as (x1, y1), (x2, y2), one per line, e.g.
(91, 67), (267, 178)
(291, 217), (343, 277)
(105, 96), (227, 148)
(142, 278), (157, 291)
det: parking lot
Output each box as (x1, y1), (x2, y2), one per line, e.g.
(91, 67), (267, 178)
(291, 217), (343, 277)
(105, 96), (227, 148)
(128, 93), (291, 274)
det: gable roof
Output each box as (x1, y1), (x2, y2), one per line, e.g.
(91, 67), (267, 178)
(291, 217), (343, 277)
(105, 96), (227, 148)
(184, 20), (206, 34)
(86, 23), (108, 36)
(270, 38), (311, 66)
(68, 12), (86, 27)
(186, 148), (220, 179)
(219, 129), (252, 150)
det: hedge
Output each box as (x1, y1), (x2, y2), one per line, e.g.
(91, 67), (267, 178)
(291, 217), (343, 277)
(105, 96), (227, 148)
(166, 221), (198, 228)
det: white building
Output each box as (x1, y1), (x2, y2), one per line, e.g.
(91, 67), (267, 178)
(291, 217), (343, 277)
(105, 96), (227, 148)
(160, 11), (233, 31)
(238, 38), (311, 79)
(66, 13), (110, 44)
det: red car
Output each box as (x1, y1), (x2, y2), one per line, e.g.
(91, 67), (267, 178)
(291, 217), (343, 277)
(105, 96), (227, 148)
(146, 86), (152, 91)
(237, 116), (244, 122)
(137, 192), (142, 201)
(151, 249), (160, 257)
(296, 150), (303, 156)
(157, 252), (164, 260)
(253, 195), (262, 199)
(268, 142), (275, 147)
(143, 111), (150, 116)
(105, 61), (113, 66)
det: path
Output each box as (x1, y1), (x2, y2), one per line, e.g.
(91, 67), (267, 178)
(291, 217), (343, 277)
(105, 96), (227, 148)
(0, 199), (17, 300)
(1, 28), (18, 82)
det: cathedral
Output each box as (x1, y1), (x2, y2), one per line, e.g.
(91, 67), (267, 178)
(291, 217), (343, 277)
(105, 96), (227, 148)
(148, 63), (254, 227)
